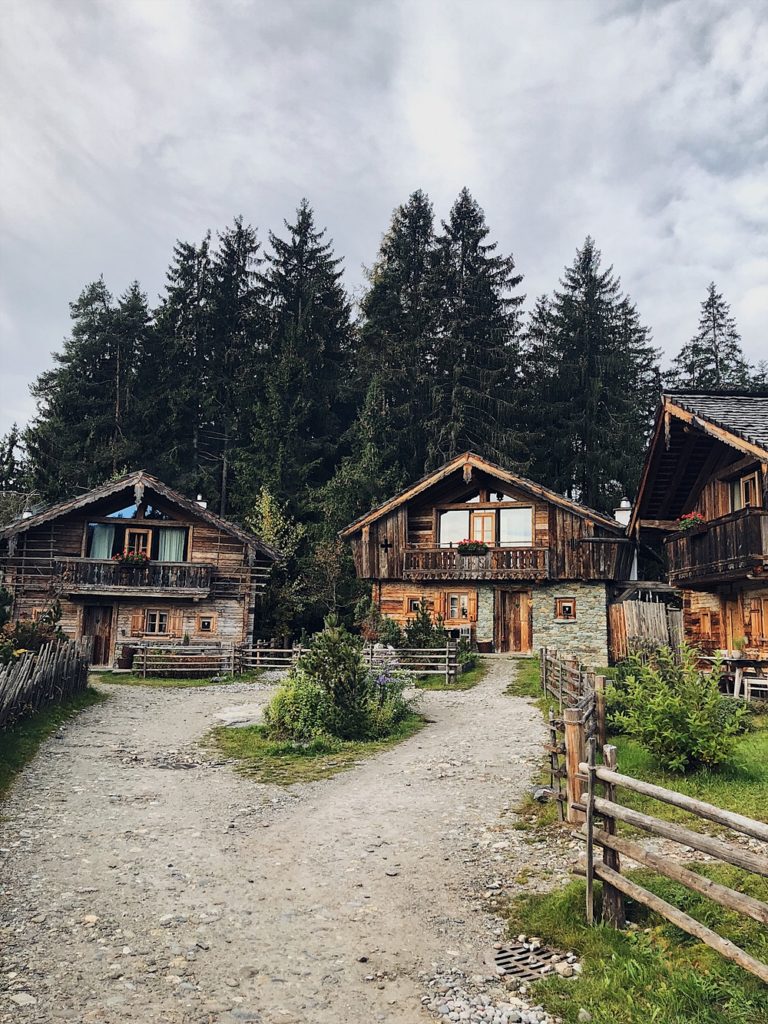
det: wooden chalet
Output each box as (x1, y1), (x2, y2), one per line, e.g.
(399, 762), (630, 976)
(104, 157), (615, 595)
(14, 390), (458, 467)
(0, 471), (278, 666)
(629, 392), (768, 656)
(340, 452), (630, 663)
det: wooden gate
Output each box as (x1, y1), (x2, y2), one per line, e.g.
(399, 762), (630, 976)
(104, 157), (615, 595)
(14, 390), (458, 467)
(495, 589), (532, 653)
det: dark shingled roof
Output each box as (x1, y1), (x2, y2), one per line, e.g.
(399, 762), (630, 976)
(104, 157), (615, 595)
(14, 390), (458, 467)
(665, 391), (768, 453)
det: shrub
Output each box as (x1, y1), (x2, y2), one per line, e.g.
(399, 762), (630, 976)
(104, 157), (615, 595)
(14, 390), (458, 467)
(611, 643), (750, 771)
(354, 596), (404, 647)
(403, 599), (447, 648)
(264, 617), (415, 742)
(0, 602), (66, 666)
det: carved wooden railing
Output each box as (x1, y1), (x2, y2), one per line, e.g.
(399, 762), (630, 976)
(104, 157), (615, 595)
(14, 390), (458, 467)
(54, 558), (213, 593)
(403, 546), (550, 580)
(665, 508), (768, 585)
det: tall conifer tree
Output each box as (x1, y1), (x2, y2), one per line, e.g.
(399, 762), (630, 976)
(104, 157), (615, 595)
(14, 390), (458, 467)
(522, 238), (660, 511)
(665, 282), (751, 390)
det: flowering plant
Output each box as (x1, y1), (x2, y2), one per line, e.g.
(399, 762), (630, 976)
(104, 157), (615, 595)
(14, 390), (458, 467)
(676, 512), (706, 532)
(456, 538), (488, 555)
(112, 550), (150, 565)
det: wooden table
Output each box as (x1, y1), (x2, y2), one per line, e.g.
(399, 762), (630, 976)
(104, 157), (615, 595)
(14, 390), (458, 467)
(705, 656), (768, 699)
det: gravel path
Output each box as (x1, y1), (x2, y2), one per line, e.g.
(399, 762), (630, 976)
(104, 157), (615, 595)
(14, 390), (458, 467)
(0, 659), (565, 1024)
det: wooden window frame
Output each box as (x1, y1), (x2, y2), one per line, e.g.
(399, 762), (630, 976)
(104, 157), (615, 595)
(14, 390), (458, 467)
(195, 612), (218, 636)
(554, 597), (577, 621)
(125, 528), (152, 556)
(470, 511), (496, 545)
(499, 506), (534, 547)
(144, 609), (169, 635)
(446, 592), (470, 622)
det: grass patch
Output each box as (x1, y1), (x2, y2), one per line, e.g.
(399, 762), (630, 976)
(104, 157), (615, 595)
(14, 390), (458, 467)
(607, 714), (768, 826)
(415, 661), (488, 691)
(90, 669), (264, 689)
(0, 689), (106, 801)
(209, 712), (426, 785)
(506, 866), (768, 1024)
(504, 656), (544, 699)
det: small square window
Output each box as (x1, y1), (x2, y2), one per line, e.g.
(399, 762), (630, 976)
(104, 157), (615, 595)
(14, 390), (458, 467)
(555, 598), (576, 621)
(196, 613), (217, 635)
(145, 610), (168, 634)
(407, 597), (434, 614)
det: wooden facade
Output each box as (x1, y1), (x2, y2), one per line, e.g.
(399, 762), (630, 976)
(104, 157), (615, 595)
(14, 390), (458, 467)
(631, 392), (768, 657)
(341, 452), (629, 658)
(0, 472), (278, 666)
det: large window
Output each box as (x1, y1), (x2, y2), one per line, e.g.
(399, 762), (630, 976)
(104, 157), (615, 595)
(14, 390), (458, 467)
(439, 510), (470, 546)
(730, 472), (759, 511)
(447, 593), (469, 620)
(499, 507), (533, 546)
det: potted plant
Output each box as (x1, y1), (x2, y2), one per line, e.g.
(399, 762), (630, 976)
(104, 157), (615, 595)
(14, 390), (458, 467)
(112, 551), (151, 576)
(456, 538), (489, 556)
(676, 511), (707, 534)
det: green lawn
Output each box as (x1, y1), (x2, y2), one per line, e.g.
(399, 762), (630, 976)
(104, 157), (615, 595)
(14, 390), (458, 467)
(90, 669), (264, 689)
(506, 867), (768, 1024)
(415, 660), (488, 691)
(210, 712), (425, 785)
(0, 689), (107, 801)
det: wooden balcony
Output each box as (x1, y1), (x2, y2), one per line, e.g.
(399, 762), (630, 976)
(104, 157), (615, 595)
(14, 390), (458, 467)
(665, 508), (768, 586)
(403, 546), (550, 581)
(54, 558), (213, 598)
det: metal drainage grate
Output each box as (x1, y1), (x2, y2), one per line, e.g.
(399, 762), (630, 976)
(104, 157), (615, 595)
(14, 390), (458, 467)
(494, 942), (561, 982)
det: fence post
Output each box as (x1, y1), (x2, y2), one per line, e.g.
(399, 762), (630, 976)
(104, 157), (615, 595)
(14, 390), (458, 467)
(141, 646), (147, 679)
(541, 647), (547, 695)
(584, 735), (597, 925)
(564, 708), (586, 824)
(600, 743), (626, 928)
(594, 675), (607, 748)
(548, 706), (565, 822)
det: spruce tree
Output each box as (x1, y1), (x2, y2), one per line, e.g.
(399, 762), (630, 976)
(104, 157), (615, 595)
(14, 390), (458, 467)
(238, 200), (354, 517)
(25, 279), (150, 499)
(666, 283), (751, 390)
(522, 238), (660, 511)
(426, 188), (526, 469)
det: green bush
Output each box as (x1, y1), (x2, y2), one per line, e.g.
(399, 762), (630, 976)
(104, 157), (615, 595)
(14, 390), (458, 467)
(354, 596), (404, 647)
(403, 599), (447, 648)
(264, 617), (415, 742)
(611, 643), (750, 771)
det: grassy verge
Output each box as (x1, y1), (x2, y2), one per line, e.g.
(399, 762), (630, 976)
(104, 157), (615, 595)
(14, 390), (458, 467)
(506, 867), (768, 1024)
(90, 669), (264, 689)
(209, 712), (425, 785)
(0, 689), (107, 801)
(415, 660), (488, 691)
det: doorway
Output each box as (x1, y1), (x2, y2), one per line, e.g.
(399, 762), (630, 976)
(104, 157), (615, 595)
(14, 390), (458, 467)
(82, 605), (114, 665)
(494, 589), (532, 653)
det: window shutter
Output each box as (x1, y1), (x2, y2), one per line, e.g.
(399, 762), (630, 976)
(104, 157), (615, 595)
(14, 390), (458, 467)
(468, 591), (478, 621)
(438, 591), (448, 622)
(749, 600), (762, 643)
(130, 612), (143, 637)
(168, 610), (184, 638)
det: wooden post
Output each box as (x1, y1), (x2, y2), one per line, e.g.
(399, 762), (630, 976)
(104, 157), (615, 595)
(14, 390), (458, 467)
(600, 743), (625, 928)
(541, 647), (547, 696)
(142, 645), (147, 679)
(594, 675), (607, 748)
(564, 708), (586, 824)
(585, 735), (597, 925)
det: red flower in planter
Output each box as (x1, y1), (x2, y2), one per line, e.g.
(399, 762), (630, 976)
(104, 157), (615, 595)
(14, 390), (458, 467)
(676, 512), (707, 532)
(113, 550), (151, 565)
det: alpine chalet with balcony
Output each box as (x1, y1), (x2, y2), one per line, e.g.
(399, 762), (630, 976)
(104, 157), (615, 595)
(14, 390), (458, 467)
(340, 452), (630, 663)
(0, 471), (278, 665)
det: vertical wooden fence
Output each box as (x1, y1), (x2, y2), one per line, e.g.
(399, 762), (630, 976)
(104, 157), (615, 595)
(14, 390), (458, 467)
(0, 640), (89, 729)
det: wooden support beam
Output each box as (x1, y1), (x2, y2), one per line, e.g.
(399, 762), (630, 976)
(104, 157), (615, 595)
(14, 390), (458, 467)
(591, 862), (768, 984)
(638, 519), (680, 531)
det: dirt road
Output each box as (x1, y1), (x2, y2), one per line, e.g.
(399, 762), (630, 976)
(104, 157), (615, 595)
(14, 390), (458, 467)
(0, 660), (554, 1024)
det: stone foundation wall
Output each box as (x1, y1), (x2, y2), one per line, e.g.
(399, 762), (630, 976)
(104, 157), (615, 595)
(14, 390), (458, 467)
(531, 582), (608, 666)
(476, 584), (494, 641)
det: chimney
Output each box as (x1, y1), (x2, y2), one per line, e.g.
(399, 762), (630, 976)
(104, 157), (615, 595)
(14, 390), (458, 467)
(613, 497), (632, 527)
(196, 494), (207, 510)
(21, 507), (33, 519)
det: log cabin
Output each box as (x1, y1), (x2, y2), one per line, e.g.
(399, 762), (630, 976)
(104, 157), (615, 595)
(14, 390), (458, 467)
(629, 392), (768, 656)
(340, 452), (630, 664)
(0, 471), (278, 666)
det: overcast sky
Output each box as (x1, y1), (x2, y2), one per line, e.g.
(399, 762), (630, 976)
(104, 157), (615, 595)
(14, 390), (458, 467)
(1, 0), (766, 437)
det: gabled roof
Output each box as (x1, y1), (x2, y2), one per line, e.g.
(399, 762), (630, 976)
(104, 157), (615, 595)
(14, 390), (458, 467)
(339, 452), (623, 537)
(629, 391), (768, 533)
(0, 471), (280, 560)
(664, 390), (768, 453)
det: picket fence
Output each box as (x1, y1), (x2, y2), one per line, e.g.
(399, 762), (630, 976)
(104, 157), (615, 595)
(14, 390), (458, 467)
(0, 640), (89, 729)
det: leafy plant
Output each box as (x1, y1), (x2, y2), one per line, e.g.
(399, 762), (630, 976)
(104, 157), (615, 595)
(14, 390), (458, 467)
(354, 596), (404, 647)
(112, 550), (150, 565)
(456, 539), (488, 555)
(611, 643), (750, 771)
(676, 511), (706, 531)
(403, 599), (447, 649)
(0, 601), (67, 666)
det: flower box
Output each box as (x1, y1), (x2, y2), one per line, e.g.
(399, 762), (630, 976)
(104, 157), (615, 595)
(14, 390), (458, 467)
(456, 540), (489, 556)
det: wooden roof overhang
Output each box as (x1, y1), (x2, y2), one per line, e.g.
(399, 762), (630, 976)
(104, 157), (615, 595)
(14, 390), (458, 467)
(339, 451), (625, 538)
(629, 395), (768, 536)
(0, 471), (280, 561)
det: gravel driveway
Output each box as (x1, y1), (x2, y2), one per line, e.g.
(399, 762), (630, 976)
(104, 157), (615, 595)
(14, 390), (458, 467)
(0, 659), (557, 1024)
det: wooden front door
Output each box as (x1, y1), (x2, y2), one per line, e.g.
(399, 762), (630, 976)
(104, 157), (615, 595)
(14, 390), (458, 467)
(494, 589), (532, 653)
(82, 605), (114, 665)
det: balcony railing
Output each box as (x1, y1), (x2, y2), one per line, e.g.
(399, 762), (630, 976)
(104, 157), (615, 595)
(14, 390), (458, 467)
(403, 546), (550, 580)
(665, 508), (768, 585)
(54, 558), (213, 596)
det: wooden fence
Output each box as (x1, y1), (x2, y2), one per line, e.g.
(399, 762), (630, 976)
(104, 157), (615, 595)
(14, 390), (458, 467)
(608, 600), (684, 663)
(540, 648), (606, 823)
(570, 736), (768, 984)
(132, 639), (459, 683)
(0, 640), (89, 729)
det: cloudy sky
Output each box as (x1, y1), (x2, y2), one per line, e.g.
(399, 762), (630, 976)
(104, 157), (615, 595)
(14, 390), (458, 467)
(1, 0), (766, 436)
